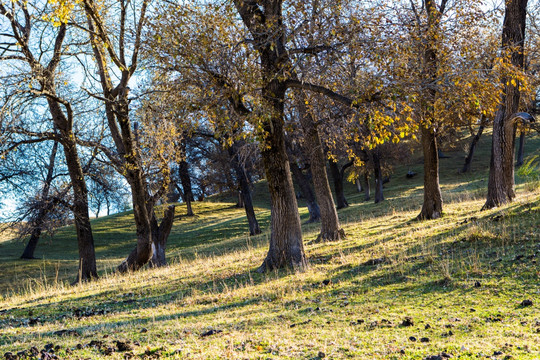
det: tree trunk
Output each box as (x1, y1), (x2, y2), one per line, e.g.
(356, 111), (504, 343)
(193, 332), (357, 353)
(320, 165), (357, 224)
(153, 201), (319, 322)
(21, 140), (58, 260)
(236, 191), (244, 208)
(258, 90), (306, 271)
(21, 229), (43, 260)
(364, 173), (370, 201)
(64, 137), (98, 281)
(149, 205), (176, 267)
(296, 92), (344, 241)
(228, 143), (262, 236)
(117, 166), (154, 273)
(329, 159), (350, 209)
(484, 0), (528, 209)
(418, 126), (443, 219)
(355, 178), (363, 193)
(47, 98), (97, 281)
(233, 0), (306, 272)
(257, 82), (306, 271)
(461, 117), (486, 173)
(418, 0), (444, 220)
(178, 159), (194, 216)
(373, 150), (384, 204)
(516, 131), (525, 167)
(289, 161), (320, 223)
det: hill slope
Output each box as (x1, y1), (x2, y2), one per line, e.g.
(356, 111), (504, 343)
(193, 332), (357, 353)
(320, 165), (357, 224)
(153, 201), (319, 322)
(0, 133), (539, 359)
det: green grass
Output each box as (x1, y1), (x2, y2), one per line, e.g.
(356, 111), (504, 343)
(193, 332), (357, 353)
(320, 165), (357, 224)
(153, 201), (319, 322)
(0, 133), (539, 359)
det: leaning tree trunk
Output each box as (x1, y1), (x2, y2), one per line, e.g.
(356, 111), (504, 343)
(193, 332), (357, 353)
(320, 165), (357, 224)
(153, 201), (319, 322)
(149, 205), (176, 267)
(516, 131), (525, 167)
(462, 117), (486, 173)
(21, 140), (59, 259)
(64, 135), (98, 281)
(418, 126), (443, 219)
(329, 160), (349, 209)
(228, 143), (261, 235)
(289, 161), (321, 223)
(484, 0), (528, 209)
(373, 150), (384, 204)
(296, 92), (344, 241)
(47, 99), (97, 281)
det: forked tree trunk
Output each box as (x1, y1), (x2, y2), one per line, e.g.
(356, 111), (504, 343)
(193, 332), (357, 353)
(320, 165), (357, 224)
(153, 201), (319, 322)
(289, 161), (321, 223)
(149, 205), (176, 267)
(373, 150), (384, 204)
(21, 140), (59, 260)
(418, 126), (443, 219)
(296, 93), (344, 241)
(228, 143), (261, 235)
(462, 117), (486, 173)
(516, 131), (525, 167)
(484, 0), (528, 209)
(117, 166), (154, 273)
(84, 0), (173, 273)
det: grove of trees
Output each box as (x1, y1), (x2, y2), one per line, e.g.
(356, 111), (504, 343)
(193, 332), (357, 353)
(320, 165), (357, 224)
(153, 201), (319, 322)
(1, 0), (539, 282)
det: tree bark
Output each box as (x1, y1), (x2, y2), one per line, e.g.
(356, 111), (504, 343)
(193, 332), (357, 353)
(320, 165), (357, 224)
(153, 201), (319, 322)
(461, 116), (486, 173)
(516, 131), (525, 167)
(21, 140), (59, 260)
(289, 161), (320, 223)
(228, 143), (261, 236)
(149, 205), (176, 267)
(418, 126), (443, 219)
(484, 0), (528, 209)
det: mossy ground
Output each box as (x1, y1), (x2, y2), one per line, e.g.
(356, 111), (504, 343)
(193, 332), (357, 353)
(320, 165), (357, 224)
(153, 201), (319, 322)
(0, 133), (539, 359)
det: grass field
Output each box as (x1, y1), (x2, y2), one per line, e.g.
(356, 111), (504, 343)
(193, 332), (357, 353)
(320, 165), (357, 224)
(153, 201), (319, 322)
(0, 132), (539, 359)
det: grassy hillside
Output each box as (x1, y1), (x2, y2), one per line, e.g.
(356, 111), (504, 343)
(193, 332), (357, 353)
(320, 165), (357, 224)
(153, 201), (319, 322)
(0, 133), (539, 359)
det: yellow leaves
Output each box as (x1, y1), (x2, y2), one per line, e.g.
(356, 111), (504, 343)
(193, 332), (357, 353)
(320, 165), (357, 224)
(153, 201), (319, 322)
(43, 0), (80, 26)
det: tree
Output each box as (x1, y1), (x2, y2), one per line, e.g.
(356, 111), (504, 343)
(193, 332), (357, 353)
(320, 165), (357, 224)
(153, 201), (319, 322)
(79, 0), (176, 271)
(0, 0), (97, 280)
(484, 0), (529, 209)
